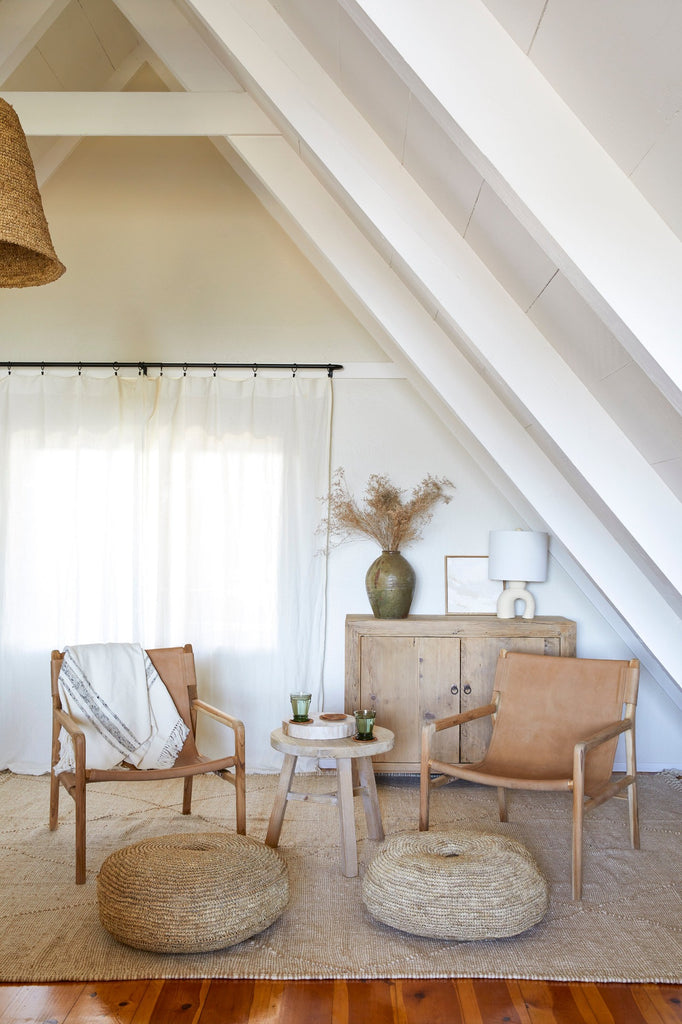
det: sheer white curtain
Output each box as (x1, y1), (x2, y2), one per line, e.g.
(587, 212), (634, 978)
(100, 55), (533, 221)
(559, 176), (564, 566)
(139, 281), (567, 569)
(0, 372), (331, 773)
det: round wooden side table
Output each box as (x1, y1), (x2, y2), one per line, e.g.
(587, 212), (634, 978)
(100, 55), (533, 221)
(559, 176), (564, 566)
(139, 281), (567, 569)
(265, 725), (394, 877)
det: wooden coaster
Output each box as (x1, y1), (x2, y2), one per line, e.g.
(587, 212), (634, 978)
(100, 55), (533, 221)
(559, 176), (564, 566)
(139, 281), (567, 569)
(320, 713), (347, 722)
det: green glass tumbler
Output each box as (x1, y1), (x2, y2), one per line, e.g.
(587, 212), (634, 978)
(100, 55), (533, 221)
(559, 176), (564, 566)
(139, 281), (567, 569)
(290, 692), (312, 722)
(354, 708), (376, 741)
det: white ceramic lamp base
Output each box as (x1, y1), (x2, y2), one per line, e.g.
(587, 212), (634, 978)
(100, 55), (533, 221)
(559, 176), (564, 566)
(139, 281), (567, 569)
(496, 581), (536, 619)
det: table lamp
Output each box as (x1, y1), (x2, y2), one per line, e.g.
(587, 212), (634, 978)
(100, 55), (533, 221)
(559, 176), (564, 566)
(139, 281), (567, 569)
(488, 530), (548, 619)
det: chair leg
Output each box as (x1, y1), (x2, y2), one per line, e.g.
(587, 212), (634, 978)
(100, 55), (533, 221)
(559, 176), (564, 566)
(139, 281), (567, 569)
(419, 726), (432, 831)
(497, 787), (508, 822)
(49, 770), (60, 831)
(235, 763), (246, 835)
(74, 775), (86, 885)
(73, 733), (87, 884)
(183, 776), (193, 815)
(628, 779), (640, 850)
(419, 765), (431, 831)
(572, 746), (586, 900)
(625, 725), (640, 850)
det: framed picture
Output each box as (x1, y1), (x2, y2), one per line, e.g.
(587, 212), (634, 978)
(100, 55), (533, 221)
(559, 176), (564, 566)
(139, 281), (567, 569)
(445, 555), (499, 614)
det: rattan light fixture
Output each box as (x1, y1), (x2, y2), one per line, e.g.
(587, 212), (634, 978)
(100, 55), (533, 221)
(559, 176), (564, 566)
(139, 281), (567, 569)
(0, 98), (65, 287)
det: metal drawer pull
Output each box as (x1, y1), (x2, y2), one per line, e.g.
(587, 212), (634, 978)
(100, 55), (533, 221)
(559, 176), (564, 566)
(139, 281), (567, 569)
(463, 684), (472, 695)
(450, 684), (459, 695)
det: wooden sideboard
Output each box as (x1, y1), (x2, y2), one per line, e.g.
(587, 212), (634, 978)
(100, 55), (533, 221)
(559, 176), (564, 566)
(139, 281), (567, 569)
(344, 614), (577, 773)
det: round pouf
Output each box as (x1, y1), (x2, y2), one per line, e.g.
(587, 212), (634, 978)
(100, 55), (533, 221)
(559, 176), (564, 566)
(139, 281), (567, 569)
(97, 832), (289, 953)
(362, 830), (548, 941)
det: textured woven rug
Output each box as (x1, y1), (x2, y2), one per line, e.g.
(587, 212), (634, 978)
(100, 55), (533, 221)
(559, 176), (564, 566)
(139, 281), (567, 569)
(1, 769), (681, 983)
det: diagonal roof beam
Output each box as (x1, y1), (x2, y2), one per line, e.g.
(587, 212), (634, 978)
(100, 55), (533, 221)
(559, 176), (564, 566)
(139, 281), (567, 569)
(112, 0), (242, 93)
(233, 135), (682, 697)
(0, 0), (69, 83)
(183, 0), (682, 598)
(0, 90), (277, 135)
(340, 0), (682, 413)
(74, 0), (682, 695)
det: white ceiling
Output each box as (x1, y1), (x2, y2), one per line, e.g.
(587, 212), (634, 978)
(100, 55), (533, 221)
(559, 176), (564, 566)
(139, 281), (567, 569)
(1, 0), (681, 704)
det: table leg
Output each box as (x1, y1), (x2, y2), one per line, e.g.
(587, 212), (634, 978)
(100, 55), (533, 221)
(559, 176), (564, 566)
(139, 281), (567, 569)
(265, 752), (297, 848)
(356, 756), (384, 841)
(336, 757), (358, 877)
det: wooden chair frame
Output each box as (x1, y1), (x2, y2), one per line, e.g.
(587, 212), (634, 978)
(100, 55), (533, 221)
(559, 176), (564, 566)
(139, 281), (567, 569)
(50, 643), (246, 883)
(419, 649), (640, 899)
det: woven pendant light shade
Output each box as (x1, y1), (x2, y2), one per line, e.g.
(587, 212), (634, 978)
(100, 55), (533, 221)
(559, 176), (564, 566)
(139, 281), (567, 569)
(0, 98), (65, 287)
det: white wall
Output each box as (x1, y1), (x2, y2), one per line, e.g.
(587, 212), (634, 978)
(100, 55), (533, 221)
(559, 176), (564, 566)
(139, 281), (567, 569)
(1, 134), (679, 769)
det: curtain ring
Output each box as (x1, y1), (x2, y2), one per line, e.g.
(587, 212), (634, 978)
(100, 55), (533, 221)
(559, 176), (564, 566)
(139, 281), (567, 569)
(212, 363), (218, 377)
(159, 363), (163, 377)
(292, 363), (297, 378)
(113, 362), (119, 376)
(78, 362), (82, 376)
(41, 362), (45, 376)
(183, 363), (188, 377)
(6, 362), (11, 376)
(253, 363), (258, 378)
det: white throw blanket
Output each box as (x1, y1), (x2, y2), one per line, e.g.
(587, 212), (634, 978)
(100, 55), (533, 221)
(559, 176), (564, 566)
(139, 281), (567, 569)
(55, 642), (189, 773)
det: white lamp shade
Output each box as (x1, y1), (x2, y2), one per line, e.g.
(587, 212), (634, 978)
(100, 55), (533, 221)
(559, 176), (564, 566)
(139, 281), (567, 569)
(488, 530), (548, 582)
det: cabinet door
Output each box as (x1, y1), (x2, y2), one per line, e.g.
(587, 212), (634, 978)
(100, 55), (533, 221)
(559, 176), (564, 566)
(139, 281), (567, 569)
(419, 637), (462, 764)
(359, 635), (418, 766)
(460, 636), (562, 762)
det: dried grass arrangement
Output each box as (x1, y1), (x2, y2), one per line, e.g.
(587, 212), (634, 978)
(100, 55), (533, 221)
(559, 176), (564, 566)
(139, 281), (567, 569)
(320, 468), (454, 552)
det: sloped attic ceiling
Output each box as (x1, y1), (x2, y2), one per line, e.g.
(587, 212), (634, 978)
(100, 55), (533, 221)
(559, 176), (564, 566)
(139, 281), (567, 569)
(1, 0), (681, 705)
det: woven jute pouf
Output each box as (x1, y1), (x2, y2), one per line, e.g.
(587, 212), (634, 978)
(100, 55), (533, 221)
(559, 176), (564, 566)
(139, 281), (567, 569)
(362, 830), (549, 941)
(97, 832), (289, 953)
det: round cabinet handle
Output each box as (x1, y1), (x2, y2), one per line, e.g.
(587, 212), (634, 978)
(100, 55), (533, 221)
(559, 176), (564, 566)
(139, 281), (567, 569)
(450, 684), (459, 695)
(463, 684), (472, 695)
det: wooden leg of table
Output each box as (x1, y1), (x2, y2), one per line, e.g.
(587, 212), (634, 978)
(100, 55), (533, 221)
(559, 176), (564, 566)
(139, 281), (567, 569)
(356, 756), (384, 841)
(336, 757), (358, 877)
(265, 753), (297, 848)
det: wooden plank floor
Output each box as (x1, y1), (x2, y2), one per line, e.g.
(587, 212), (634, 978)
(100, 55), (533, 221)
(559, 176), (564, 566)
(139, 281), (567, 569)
(0, 979), (681, 1023)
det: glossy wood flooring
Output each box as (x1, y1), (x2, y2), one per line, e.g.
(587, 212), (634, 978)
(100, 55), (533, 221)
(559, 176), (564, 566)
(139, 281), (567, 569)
(1, 979), (681, 1023)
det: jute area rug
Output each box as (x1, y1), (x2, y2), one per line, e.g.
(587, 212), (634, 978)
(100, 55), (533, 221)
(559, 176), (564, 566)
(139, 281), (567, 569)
(1, 769), (681, 983)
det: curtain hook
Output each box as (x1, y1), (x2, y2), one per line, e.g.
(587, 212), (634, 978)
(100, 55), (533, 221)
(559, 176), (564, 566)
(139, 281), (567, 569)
(183, 363), (188, 377)
(212, 363), (218, 377)
(253, 363), (258, 378)
(6, 362), (11, 376)
(78, 362), (82, 376)
(113, 362), (119, 376)
(41, 362), (45, 376)
(159, 363), (163, 377)
(292, 363), (297, 378)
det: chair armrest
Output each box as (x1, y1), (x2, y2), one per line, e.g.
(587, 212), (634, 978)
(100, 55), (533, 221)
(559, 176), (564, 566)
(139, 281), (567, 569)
(52, 708), (86, 770)
(192, 699), (244, 737)
(576, 716), (633, 754)
(53, 708), (85, 742)
(425, 699), (498, 736)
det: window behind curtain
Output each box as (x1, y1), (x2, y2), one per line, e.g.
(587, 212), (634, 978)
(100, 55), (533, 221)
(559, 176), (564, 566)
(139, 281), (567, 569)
(0, 372), (332, 772)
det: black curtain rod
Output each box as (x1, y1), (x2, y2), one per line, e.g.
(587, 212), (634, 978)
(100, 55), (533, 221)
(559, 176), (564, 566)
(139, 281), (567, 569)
(2, 361), (343, 377)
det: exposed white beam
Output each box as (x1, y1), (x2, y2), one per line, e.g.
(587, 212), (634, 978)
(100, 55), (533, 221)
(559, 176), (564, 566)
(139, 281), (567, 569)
(340, 0), (682, 412)
(229, 134), (682, 692)
(112, 0), (242, 92)
(34, 45), (149, 185)
(0, 0), (69, 83)
(184, 0), (682, 598)
(0, 90), (277, 135)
